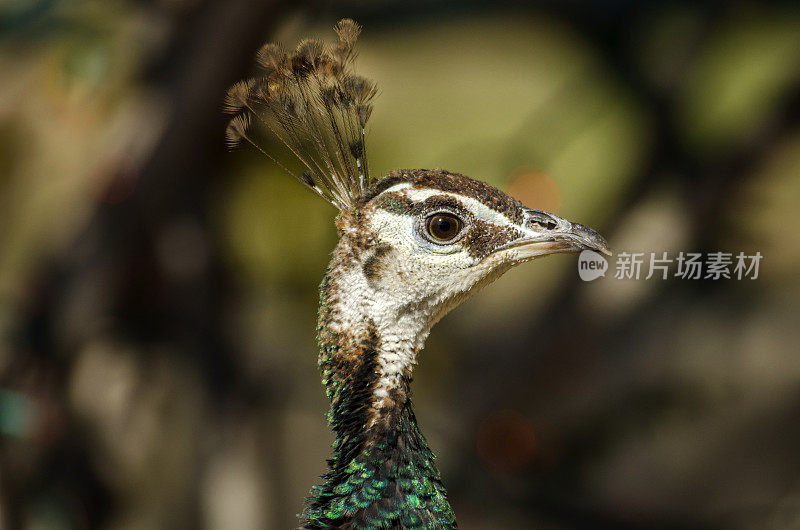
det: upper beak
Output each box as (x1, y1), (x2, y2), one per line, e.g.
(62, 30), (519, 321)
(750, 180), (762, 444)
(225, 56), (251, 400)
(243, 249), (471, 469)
(497, 207), (611, 258)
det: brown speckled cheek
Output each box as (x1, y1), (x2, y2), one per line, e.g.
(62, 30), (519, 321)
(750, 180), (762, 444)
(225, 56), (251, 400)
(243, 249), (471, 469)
(333, 207), (381, 267)
(362, 244), (392, 281)
(462, 219), (521, 259)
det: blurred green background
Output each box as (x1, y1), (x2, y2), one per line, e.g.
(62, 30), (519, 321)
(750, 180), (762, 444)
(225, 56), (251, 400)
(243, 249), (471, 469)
(1, 1), (800, 528)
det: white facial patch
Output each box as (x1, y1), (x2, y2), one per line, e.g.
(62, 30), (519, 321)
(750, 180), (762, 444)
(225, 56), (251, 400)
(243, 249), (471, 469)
(357, 185), (525, 415)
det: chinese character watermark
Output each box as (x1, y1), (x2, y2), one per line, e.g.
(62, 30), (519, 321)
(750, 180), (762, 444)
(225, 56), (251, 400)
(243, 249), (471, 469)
(578, 251), (762, 281)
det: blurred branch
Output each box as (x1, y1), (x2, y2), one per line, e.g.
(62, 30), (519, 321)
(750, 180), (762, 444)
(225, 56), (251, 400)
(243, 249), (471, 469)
(2, 0), (295, 528)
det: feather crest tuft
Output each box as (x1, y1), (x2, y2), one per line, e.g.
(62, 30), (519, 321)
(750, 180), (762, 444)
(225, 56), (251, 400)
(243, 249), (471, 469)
(224, 19), (378, 210)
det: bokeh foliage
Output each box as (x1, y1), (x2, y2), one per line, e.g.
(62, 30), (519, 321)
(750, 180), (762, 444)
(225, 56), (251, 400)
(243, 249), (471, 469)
(1, 1), (799, 529)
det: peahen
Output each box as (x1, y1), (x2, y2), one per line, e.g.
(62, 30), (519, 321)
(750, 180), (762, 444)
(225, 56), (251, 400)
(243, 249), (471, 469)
(224, 19), (609, 529)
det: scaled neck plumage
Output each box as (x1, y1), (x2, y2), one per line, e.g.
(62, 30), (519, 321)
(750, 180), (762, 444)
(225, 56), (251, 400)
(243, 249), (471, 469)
(301, 213), (457, 529)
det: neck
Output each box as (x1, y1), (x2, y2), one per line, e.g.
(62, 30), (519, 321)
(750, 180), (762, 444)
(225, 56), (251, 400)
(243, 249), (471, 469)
(300, 231), (457, 529)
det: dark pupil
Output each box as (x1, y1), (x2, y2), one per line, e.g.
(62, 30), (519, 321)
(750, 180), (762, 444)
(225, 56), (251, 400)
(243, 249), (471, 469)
(429, 214), (458, 240)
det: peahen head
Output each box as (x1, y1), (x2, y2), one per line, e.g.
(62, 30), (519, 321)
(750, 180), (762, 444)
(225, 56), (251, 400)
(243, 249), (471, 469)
(225, 18), (609, 530)
(349, 169), (608, 315)
(332, 169), (608, 407)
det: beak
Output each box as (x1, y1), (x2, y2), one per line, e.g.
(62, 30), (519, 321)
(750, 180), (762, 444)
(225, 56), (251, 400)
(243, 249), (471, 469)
(496, 207), (611, 259)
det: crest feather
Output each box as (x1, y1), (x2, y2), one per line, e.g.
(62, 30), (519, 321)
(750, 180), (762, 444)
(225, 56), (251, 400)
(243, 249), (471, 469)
(224, 19), (378, 210)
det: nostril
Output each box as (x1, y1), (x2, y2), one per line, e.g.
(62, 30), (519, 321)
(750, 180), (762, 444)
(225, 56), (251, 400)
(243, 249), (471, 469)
(524, 209), (559, 230)
(529, 219), (556, 230)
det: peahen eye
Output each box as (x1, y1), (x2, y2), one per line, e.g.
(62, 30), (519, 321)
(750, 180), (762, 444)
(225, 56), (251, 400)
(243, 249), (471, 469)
(425, 213), (462, 243)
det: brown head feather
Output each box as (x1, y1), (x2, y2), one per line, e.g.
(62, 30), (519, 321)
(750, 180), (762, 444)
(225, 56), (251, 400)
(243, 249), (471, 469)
(223, 79), (255, 115)
(334, 19), (361, 48)
(224, 114), (250, 150)
(255, 42), (288, 75)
